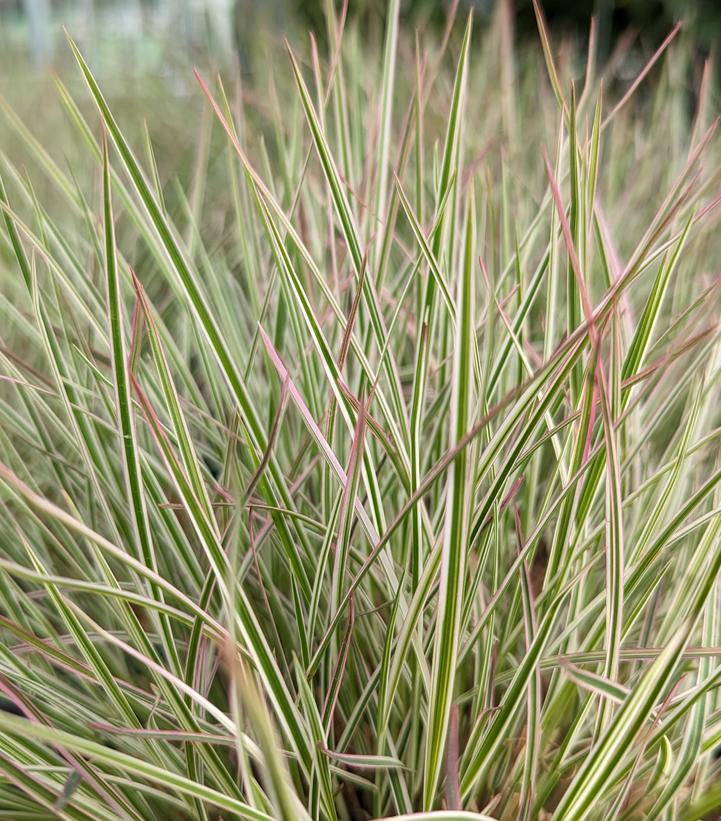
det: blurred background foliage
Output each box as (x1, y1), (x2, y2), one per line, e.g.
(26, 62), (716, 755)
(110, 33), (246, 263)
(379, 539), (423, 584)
(0, 0), (716, 225)
(1, 1), (720, 75)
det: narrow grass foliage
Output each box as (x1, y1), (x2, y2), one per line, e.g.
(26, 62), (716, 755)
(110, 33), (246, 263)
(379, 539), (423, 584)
(1, 2), (721, 818)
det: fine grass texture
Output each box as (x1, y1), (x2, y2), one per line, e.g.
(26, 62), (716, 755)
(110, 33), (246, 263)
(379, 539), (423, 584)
(2, 1), (721, 818)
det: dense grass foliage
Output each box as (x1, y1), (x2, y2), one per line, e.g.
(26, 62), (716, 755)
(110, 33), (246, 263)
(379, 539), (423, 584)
(2, 2), (721, 818)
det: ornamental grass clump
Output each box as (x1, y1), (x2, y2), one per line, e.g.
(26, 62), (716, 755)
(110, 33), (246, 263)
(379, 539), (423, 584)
(2, 1), (721, 818)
